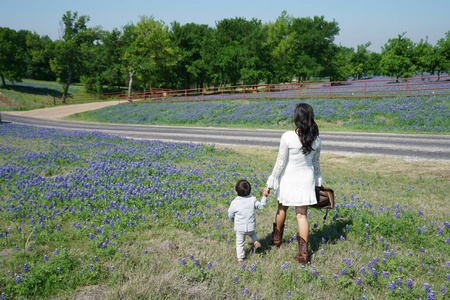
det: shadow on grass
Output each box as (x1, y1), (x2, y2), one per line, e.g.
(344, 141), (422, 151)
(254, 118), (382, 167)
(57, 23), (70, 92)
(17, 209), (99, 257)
(309, 218), (352, 252)
(2, 84), (64, 97)
(257, 217), (352, 258)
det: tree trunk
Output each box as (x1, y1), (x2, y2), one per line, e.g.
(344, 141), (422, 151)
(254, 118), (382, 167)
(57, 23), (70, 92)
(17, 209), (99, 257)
(0, 74), (6, 87)
(127, 70), (135, 102)
(62, 68), (73, 104)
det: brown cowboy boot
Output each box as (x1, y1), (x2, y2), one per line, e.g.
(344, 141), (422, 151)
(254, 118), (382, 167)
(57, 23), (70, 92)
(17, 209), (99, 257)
(294, 235), (309, 263)
(271, 222), (284, 247)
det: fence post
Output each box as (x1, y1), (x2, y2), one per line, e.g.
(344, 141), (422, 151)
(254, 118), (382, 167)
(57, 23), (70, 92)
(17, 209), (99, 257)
(405, 78), (409, 97)
(364, 81), (367, 97)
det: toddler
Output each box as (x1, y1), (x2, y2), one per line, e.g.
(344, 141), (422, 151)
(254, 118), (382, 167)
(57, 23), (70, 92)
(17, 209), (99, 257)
(228, 179), (267, 262)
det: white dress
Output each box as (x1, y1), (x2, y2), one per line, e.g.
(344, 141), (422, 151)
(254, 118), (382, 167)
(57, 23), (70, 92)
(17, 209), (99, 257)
(266, 131), (323, 206)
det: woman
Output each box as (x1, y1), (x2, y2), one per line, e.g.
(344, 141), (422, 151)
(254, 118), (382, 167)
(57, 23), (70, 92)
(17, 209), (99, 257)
(264, 103), (323, 263)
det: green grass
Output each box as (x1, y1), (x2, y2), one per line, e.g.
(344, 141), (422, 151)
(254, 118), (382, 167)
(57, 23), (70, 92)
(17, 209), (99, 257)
(0, 79), (85, 111)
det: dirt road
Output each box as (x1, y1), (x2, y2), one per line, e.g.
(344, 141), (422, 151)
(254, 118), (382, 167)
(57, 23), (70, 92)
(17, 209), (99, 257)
(4, 101), (119, 119)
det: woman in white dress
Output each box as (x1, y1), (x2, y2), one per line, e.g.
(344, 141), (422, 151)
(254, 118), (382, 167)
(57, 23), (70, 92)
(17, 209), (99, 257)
(263, 103), (323, 263)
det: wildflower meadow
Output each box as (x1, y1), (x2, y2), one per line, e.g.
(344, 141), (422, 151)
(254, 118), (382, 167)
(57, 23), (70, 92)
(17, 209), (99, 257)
(73, 96), (450, 133)
(0, 121), (449, 299)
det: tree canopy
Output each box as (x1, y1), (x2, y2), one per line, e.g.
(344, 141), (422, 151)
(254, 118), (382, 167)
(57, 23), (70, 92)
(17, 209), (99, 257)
(1, 11), (449, 94)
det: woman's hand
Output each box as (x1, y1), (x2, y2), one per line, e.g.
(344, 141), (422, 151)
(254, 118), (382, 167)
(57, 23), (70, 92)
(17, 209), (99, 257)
(263, 187), (271, 197)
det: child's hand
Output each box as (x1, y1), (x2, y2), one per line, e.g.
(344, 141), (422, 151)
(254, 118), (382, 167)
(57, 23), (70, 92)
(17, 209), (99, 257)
(263, 187), (271, 197)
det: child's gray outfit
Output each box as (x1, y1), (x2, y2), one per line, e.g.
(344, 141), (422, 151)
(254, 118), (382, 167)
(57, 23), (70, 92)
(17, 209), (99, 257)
(228, 195), (267, 260)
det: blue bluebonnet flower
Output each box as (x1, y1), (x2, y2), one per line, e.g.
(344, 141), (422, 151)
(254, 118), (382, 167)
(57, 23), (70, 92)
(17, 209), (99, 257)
(407, 279), (413, 289)
(371, 268), (377, 278)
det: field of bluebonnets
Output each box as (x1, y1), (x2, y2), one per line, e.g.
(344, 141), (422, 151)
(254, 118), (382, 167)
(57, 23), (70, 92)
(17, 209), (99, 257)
(1, 96), (450, 299)
(73, 96), (450, 133)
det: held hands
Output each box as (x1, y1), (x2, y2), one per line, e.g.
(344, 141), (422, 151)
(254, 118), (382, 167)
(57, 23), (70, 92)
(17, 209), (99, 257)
(263, 187), (271, 197)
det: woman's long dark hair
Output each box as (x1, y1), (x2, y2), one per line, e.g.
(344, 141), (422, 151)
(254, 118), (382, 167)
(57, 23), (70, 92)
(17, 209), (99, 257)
(293, 103), (319, 155)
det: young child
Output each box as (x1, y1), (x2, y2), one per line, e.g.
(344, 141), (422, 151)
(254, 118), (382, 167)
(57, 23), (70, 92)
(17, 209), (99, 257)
(228, 179), (267, 262)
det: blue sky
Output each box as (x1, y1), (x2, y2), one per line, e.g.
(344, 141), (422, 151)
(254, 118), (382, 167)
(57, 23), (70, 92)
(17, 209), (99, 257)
(2, 0), (449, 52)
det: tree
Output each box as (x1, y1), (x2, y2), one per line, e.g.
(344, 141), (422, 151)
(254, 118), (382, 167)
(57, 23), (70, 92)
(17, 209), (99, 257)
(380, 33), (416, 80)
(367, 52), (382, 76)
(292, 15), (340, 81)
(122, 16), (178, 100)
(350, 42), (371, 80)
(50, 11), (100, 102)
(265, 12), (341, 83)
(0, 27), (27, 86)
(265, 12), (297, 82)
(170, 22), (212, 89)
(26, 32), (56, 81)
(98, 28), (128, 91)
(412, 38), (443, 78)
(434, 31), (450, 78)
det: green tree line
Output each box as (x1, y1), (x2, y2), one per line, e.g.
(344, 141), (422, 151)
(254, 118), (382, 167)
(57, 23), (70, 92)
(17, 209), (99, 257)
(1, 10), (450, 101)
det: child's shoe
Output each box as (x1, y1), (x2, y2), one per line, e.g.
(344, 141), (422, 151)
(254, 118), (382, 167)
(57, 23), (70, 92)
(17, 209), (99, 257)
(237, 258), (244, 263)
(253, 241), (262, 252)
